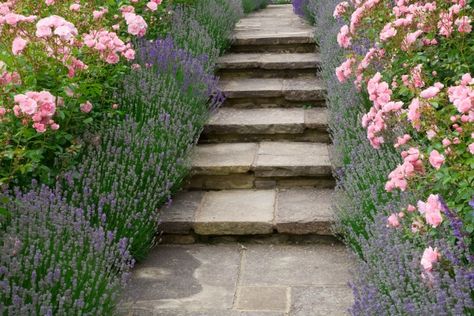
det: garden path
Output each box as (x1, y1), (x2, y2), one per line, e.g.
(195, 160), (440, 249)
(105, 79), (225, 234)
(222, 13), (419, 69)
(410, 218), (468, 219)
(120, 5), (352, 315)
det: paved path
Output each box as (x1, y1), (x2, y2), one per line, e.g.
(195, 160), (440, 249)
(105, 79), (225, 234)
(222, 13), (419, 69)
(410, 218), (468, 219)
(121, 5), (353, 315)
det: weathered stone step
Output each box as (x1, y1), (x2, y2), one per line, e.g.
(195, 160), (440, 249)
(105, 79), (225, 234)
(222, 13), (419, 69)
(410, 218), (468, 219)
(230, 5), (317, 53)
(220, 78), (326, 108)
(187, 142), (333, 190)
(217, 52), (321, 78)
(160, 188), (335, 236)
(200, 108), (330, 143)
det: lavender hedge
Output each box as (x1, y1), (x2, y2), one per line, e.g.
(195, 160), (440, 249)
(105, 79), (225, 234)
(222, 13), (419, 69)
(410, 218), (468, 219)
(292, 0), (314, 23)
(171, 0), (243, 69)
(1, 1), (235, 313)
(312, 0), (474, 314)
(242, 0), (269, 13)
(0, 184), (134, 315)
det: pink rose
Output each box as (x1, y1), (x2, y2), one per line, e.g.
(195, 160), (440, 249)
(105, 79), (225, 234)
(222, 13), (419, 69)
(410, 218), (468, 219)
(12, 37), (27, 55)
(386, 213), (400, 228)
(147, 2), (158, 11)
(80, 101), (93, 113)
(337, 25), (352, 48)
(455, 16), (472, 33)
(69, 4), (81, 11)
(429, 150), (445, 170)
(420, 247), (440, 272)
(417, 194), (443, 228)
(469, 143), (474, 154)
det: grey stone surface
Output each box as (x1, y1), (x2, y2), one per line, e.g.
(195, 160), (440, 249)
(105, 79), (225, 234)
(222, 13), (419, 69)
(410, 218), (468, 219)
(290, 286), (353, 316)
(191, 143), (258, 175)
(206, 108), (306, 135)
(254, 142), (331, 177)
(194, 190), (275, 235)
(119, 309), (285, 316)
(241, 244), (351, 286)
(161, 191), (203, 234)
(121, 244), (240, 310)
(219, 78), (326, 101)
(187, 174), (255, 190)
(217, 53), (321, 70)
(305, 108), (328, 129)
(233, 5), (315, 47)
(276, 189), (334, 235)
(235, 286), (289, 311)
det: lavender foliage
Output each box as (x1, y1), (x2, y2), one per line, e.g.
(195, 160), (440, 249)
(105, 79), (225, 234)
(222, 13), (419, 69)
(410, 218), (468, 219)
(0, 184), (134, 315)
(292, 0), (314, 22)
(171, 0), (243, 69)
(312, 0), (403, 251)
(242, 0), (269, 13)
(349, 215), (473, 315)
(312, 0), (474, 314)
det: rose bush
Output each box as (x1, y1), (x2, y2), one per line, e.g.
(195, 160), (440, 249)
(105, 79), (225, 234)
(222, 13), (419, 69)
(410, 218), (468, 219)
(0, 0), (169, 185)
(334, 0), (473, 266)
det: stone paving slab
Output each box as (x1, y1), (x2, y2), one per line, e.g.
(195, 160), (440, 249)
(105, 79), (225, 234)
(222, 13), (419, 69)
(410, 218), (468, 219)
(120, 243), (352, 315)
(194, 190), (275, 235)
(191, 142), (331, 177)
(219, 78), (326, 101)
(121, 244), (241, 311)
(290, 286), (353, 316)
(240, 244), (351, 286)
(217, 53), (321, 70)
(160, 188), (334, 236)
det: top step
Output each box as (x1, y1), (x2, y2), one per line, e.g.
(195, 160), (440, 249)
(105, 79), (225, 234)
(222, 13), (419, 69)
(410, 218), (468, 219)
(231, 5), (316, 53)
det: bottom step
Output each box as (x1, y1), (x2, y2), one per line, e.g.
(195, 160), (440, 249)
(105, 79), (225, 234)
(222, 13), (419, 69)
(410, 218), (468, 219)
(160, 188), (334, 237)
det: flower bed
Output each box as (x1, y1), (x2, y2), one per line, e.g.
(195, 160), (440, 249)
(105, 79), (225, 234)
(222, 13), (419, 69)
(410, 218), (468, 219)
(1, 0), (243, 313)
(300, 0), (474, 313)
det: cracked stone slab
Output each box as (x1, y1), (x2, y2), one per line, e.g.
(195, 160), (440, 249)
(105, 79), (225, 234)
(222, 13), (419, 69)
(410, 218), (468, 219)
(191, 143), (258, 175)
(240, 244), (351, 286)
(276, 189), (334, 235)
(160, 191), (204, 234)
(120, 244), (241, 311)
(290, 286), (353, 316)
(217, 53), (321, 70)
(194, 190), (276, 235)
(254, 142), (331, 177)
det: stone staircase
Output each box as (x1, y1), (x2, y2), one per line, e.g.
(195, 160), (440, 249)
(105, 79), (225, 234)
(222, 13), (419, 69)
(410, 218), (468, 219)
(121, 6), (352, 316)
(161, 4), (335, 242)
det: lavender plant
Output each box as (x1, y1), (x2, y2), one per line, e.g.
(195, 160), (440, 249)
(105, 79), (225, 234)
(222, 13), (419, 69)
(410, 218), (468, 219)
(313, 0), (474, 314)
(312, 0), (404, 252)
(58, 38), (224, 261)
(349, 215), (473, 315)
(170, 0), (243, 69)
(0, 184), (134, 315)
(242, 0), (269, 13)
(292, 0), (314, 23)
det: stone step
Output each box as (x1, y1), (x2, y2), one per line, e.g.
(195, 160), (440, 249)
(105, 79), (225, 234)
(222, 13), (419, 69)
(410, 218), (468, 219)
(160, 188), (335, 237)
(200, 107), (329, 143)
(217, 52), (321, 78)
(220, 78), (326, 108)
(187, 142), (333, 190)
(230, 5), (316, 53)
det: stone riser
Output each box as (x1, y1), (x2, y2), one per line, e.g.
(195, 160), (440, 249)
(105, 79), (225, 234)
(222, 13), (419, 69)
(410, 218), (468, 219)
(218, 68), (320, 79)
(186, 174), (335, 190)
(199, 130), (331, 144)
(230, 43), (317, 53)
(223, 97), (326, 108)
